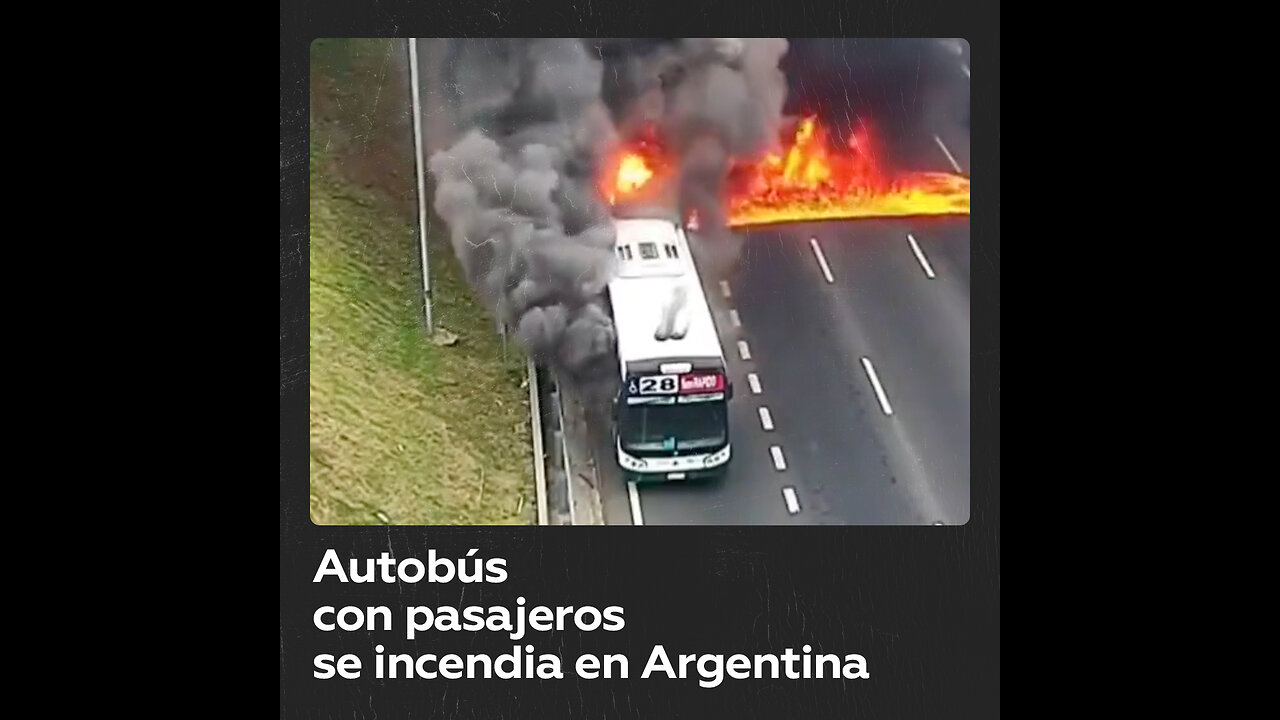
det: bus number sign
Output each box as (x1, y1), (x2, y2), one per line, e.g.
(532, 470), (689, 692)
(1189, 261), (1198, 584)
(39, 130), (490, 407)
(634, 374), (680, 395)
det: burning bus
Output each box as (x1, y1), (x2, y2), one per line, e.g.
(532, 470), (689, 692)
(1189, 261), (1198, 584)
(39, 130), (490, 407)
(607, 217), (734, 483)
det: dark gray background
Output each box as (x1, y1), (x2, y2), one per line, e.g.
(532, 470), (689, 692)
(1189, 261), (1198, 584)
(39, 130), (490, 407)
(281, 2), (999, 717)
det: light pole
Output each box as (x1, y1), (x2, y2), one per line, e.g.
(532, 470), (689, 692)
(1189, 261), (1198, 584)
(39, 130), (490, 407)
(407, 37), (433, 332)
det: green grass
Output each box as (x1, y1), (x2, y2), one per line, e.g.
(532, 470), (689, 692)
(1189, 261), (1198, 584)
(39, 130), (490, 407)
(309, 38), (534, 525)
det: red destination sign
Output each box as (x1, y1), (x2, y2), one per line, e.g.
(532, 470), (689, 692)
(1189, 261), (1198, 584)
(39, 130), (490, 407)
(679, 373), (725, 394)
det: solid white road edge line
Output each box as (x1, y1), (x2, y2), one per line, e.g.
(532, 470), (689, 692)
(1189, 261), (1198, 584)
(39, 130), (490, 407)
(627, 480), (644, 526)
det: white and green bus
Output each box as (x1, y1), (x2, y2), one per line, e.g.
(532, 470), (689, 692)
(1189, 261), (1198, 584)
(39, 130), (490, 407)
(607, 217), (734, 483)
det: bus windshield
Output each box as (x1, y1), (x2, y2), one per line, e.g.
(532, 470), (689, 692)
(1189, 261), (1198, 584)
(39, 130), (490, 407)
(619, 401), (727, 453)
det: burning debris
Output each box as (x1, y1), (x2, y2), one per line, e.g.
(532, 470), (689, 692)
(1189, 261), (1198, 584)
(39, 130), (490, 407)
(725, 115), (970, 226)
(604, 113), (969, 226)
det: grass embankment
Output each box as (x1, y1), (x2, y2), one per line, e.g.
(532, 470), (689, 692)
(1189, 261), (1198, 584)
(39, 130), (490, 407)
(309, 38), (534, 525)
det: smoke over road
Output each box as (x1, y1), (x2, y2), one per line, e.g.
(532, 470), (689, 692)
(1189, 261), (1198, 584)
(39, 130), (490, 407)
(424, 38), (790, 389)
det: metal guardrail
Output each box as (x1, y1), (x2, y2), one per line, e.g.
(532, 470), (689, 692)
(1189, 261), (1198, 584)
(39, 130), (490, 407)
(555, 374), (605, 525)
(554, 373), (578, 525)
(526, 359), (604, 526)
(526, 356), (549, 526)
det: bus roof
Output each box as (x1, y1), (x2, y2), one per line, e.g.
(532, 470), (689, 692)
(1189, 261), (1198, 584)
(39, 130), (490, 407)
(607, 218), (726, 375)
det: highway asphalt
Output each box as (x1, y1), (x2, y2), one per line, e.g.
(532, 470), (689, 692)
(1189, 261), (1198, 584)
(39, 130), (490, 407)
(598, 43), (972, 525)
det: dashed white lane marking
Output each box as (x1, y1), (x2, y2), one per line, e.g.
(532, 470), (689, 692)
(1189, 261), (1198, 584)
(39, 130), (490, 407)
(720, 280), (732, 298)
(737, 340), (752, 361)
(809, 237), (835, 283)
(758, 407), (775, 431)
(782, 487), (801, 514)
(906, 233), (937, 279)
(961, 63), (970, 78)
(860, 357), (894, 416)
(769, 446), (787, 471)
(627, 481), (644, 526)
(729, 309), (741, 327)
(933, 134), (963, 174)
(747, 373), (762, 394)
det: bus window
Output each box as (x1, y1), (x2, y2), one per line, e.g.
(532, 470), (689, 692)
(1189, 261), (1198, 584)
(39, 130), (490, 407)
(619, 401), (727, 452)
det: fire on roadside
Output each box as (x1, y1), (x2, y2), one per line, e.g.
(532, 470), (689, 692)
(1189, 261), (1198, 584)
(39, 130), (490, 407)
(602, 115), (969, 228)
(725, 116), (969, 227)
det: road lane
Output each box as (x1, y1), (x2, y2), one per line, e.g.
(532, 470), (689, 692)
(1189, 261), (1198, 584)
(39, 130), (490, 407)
(728, 220), (969, 524)
(731, 226), (918, 523)
(813, 219), (971, 523)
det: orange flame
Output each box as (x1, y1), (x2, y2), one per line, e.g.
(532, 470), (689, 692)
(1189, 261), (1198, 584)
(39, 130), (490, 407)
(601, 125), (668, 205)
(601, 116), (968, 228)
(726, 116), (969, 227)
(615, 153), (654, 195)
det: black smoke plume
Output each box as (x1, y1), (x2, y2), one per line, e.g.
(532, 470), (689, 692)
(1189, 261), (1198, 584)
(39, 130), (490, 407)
(425, 39), (789, 389)
(427, 39), (619, 385)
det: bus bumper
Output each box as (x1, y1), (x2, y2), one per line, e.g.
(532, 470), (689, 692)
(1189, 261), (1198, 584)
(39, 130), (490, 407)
(618, 443), (731, 484)
(625, 460), (729, 484)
